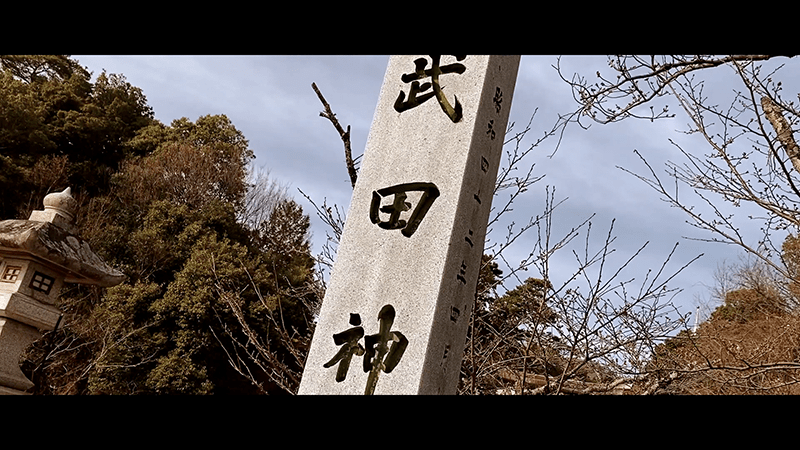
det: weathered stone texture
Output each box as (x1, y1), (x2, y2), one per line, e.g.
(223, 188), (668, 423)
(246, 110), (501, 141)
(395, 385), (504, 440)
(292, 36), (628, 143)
(0, 220), (124, 287)
(0, 186), (125, 393)
(300, 55), (520, 395)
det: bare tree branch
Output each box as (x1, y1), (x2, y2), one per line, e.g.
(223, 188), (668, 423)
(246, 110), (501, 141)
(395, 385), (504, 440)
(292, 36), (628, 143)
(762, 95), (800, 175)
(312, 82), (359, 188)
(557, 55), (781, 125)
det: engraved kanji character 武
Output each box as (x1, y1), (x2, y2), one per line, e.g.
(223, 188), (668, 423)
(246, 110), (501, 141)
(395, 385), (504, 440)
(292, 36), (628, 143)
(394, 55), (467, 123)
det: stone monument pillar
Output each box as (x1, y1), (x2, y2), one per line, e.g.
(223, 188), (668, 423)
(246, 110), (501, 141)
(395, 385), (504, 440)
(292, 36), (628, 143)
(300, 55), (520, 395)
(0, 188), (125, 394)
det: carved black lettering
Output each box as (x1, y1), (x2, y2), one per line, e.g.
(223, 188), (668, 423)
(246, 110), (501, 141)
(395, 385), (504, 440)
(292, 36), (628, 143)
(370, 182), (440, 237)
(394, 55), (467, 123)
(457, 261), (467, 284)
(493, 86), (503, 113)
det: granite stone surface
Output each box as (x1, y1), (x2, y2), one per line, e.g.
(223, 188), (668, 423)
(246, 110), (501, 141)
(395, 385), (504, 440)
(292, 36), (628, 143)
(300, 55), (520, 395)
(0, 318), (39, 391)
(0, 220), (125, 287)
(0, 186), (126, 393)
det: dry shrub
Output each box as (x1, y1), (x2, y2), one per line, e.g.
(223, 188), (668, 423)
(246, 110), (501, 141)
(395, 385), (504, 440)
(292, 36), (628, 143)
(667, 313), (800, 394)
(115, 142), (247, 212)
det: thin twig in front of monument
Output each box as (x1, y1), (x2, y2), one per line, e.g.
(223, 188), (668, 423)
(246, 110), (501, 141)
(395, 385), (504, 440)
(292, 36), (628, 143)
(312, 82), (360, 189)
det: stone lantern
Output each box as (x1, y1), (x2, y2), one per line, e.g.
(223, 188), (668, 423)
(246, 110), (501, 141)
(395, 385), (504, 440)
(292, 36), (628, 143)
(0, 187), (125, 394)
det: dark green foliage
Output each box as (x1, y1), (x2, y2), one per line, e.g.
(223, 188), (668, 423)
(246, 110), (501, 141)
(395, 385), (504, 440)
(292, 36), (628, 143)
(0, 154), (33, 220)
(0, 55), (155, 218)
(0, 55), (87, 84)
(489, 277), (556, 329)
(256, 199), (315, 285)
(461, 259), (575, 394)
(14, 56), (319, 394)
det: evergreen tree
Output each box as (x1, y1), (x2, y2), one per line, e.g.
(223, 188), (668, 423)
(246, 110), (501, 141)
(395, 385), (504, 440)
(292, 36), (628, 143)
(14, 60), (320, 394)
(0, 55), (155, 218)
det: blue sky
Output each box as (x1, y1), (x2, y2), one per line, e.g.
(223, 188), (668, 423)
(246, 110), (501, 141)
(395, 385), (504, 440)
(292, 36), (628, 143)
(70, 54), (794, 328)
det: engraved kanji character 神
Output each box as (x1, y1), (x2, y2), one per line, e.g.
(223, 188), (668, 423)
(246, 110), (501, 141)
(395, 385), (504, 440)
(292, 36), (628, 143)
(322, 313), (365, 382)
(363, 305), (408, 395)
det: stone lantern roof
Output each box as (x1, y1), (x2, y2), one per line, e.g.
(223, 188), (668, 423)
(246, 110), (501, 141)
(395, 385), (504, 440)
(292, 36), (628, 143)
(0, 188), (125, 287)
(0, 187), (126, 394)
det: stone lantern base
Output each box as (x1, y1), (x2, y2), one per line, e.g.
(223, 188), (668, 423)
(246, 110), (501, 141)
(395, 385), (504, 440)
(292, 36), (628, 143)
(0, 386), (30, 395)
(0, 187), (126, 394)
(0, 318), (40, 394)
